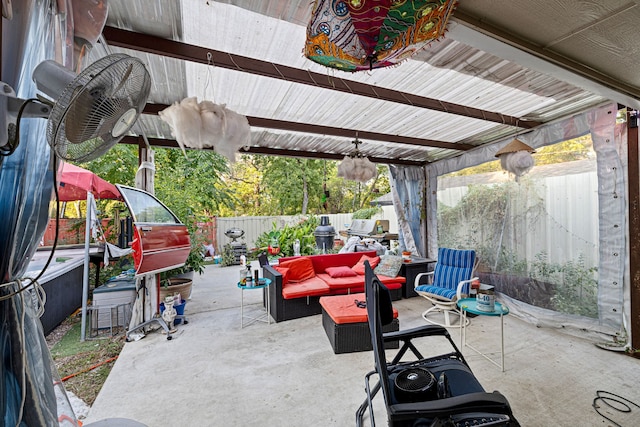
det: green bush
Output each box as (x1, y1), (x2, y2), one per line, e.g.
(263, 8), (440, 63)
(221, 243), (238, 267)
(352, 207), (382, 219)
(438, 181), (598, 318)
(252, 217), (320, 259)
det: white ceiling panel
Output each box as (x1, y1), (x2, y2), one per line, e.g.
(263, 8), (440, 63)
(101, 0), (635, 165)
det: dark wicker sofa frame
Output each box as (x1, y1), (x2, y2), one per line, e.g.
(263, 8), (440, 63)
(263, 264), (324, 322)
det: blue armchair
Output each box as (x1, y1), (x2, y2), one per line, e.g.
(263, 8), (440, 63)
(414, 248), (478, 327)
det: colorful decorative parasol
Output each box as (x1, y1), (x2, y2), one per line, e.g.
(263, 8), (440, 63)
(304, 0), (457, 72)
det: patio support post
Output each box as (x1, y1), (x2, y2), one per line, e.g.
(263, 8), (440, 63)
(80, 192), (94, 342)
(420, 167), (429, 258)
(627, 109), (640, 357)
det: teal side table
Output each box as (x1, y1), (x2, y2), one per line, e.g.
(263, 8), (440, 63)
(238, 278), (272, 328)
(457, 297), (509, 371)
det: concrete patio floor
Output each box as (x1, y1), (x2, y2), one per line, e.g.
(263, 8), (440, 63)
(84, 264), (640, 426)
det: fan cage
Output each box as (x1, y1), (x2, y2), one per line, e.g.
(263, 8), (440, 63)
(393, 366), (439, 403)
(46, 53), (151, 161)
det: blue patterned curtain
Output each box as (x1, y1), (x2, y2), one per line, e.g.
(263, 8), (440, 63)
(389, 165), (426, 257)
(0, 1), (77, 425)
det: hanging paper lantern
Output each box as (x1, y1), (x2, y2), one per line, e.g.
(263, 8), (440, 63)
(338, 155), (377, 182)
(158, 97), (250, 162)
(495, 138), (536, 178)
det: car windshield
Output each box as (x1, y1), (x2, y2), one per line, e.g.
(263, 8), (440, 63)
(117, 185), (180, 224)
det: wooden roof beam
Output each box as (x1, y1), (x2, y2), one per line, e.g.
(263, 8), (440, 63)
(103, 26), (540, 129)
(120, 135), (425, 166)
(142, 103), (473, 151)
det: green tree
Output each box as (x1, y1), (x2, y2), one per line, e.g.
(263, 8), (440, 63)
(325, 164), (390, 213)
(80, 144), (138, 186)
(153, 148), (235, 220)
(84, 146), (392, 218)
(84, 145), (235, 222)
(222, 156), (322, 215)
(259, 157), (325, 215)
(219, 155), (265, 216)
(534, 135), (593, 164)
(221, 156), (391, 216)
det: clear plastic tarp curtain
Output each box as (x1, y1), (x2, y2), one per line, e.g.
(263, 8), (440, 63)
(1, 1), (78, 425)
(424, 103), (627, 344)
(389, 165), (426, 257)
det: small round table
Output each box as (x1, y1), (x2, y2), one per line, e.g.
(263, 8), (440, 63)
(457, 297), (509, 372)
(237, 278), (271, 328)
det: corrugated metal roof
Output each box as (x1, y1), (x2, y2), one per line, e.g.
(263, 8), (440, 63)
(96, 0), (626, 165)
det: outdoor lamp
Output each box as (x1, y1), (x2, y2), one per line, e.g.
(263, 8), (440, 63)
(495, 138), (536, 179)
(337, 137), (377, 182)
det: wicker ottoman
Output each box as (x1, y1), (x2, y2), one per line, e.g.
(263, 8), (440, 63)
(319, 293), (399, 354)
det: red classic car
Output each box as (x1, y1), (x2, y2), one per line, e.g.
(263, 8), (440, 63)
(117, 185), (190, 276)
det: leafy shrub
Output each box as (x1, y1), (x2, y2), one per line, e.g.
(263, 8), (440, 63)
(352, 207), (382, 219)
(221, 243), (237, 267)
(438, 180), (598, 318)
(252, 216), (320, 259)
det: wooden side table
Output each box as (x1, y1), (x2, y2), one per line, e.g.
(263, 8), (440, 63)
(400, 257), (436, 298)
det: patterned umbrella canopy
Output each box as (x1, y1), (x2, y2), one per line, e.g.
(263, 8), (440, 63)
(305, 0), (457, 72)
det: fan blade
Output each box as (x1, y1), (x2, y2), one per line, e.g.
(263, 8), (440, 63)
(65, 85), (107, 143)
(111, 63), (133, 96)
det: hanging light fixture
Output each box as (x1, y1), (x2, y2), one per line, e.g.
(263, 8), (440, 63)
(337, 137), (377, 182)
(495, 138), (536, 179)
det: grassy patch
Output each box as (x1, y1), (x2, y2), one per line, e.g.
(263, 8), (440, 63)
(49, 316), (125, 406)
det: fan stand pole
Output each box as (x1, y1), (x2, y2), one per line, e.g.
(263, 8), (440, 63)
(80, 192), (94, 342)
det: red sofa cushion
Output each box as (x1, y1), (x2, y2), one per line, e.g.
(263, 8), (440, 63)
(273, 266), (290, 284)
(316, 274), (364, 292)
(377, 275), (406, 289)
(319, 293), (398, 324)
(278, 257), (316, 282)
(325, 266), (358, 278)
(282, 276), (331, 299)
(273, 251), (403, 301)
(317, 273), (405, 292)
(352, 254), (381, 275)
(277, 251), (377, 274)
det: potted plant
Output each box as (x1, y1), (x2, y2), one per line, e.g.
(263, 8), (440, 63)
(159, 247), (203, 301)
(159, 275), (194, 302)
(266, 229), (281, 255)
(172, 245), (207, 279)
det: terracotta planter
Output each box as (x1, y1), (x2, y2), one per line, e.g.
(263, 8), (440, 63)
(159, 278), (193, 301)
(173, 270), (195, 281)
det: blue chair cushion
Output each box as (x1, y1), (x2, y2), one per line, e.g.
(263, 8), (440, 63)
(415, 284), (457, 300)
(430, 248), (476, 297)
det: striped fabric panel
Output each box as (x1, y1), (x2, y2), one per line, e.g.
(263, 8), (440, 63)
(432, 248), (476, 295)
